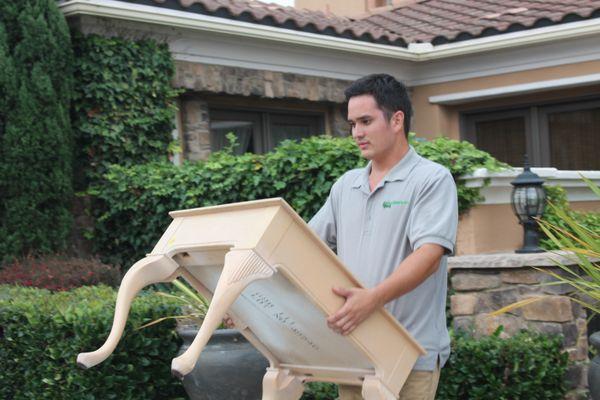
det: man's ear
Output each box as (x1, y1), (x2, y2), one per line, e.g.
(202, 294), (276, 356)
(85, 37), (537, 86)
(391, 110), (405, 134)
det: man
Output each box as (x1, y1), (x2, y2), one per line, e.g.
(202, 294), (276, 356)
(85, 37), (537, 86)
(309, 74), (458, 400)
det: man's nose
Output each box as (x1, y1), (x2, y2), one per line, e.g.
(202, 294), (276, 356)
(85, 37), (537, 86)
(352, 125), (364, 139)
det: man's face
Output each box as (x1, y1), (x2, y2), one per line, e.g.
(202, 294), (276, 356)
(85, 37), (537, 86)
(347, 94), (404, 162)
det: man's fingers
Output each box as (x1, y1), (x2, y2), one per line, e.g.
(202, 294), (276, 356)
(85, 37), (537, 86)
(327, 303), (350, 324)
(332, 286), (352, 298)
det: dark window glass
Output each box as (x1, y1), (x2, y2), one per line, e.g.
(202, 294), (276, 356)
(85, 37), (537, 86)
(474, 117), (527, 166)
(209, 109), (323, 154)
(269, 114), (322, 149)
(210, 110), (262, 155)
(548, 107), (600, 170)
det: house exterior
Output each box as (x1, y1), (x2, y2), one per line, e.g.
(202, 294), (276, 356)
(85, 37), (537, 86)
(58, 0), (600, 254)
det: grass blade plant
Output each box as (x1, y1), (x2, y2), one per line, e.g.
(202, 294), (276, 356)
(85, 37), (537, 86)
(138, 278), (209, 329)
(492, 176), (600, 317)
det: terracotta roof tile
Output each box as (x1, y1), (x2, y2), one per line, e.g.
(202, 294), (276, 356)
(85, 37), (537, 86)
(359, 0), (600, 44)
(130, 0), (600, 46)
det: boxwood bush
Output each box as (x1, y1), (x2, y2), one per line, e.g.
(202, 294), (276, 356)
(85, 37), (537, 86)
(0, 285), (185, 399)
(437, 331), (568, 400)
(89, 135), (505, 267)
(301, 330), (568, 400)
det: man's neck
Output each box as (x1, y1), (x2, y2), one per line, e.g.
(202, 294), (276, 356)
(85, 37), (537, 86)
(369, 144), (410, 191)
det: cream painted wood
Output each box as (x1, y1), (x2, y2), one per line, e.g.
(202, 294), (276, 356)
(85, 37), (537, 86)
(77, 198), (425, 399)
(76, 255), (181, 368)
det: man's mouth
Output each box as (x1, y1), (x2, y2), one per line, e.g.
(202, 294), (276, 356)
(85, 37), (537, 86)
(357, 142), (369, 149)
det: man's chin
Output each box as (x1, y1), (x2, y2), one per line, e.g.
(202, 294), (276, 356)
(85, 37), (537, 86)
(360, 149), (374, 160)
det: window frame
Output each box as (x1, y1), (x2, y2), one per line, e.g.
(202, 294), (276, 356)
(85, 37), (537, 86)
(209, 105), (326, 154)
(461, 97), (600, 167)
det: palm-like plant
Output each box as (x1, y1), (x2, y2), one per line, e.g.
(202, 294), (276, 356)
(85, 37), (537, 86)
(492, 176), (600, 316)
(138, 279), (209, 329)
(536, 175), (600, 314)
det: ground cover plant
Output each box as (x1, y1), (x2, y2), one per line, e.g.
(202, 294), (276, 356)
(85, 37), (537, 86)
(0, 255), (120, 290)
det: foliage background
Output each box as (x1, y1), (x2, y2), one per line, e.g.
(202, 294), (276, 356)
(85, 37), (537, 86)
(88, 135), (507, 267)
(542, 185), (600, 250)
(0, 0), (74, 262)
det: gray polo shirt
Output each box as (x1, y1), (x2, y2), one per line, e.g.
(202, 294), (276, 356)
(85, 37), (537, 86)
(309, 146), (458, 371)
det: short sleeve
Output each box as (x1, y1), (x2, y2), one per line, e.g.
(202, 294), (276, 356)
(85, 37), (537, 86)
(308, 178), (342, 252)
(407, 169), (458, 255)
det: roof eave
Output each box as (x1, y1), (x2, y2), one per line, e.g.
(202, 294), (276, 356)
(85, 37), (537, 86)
(59, 0), (600, 62)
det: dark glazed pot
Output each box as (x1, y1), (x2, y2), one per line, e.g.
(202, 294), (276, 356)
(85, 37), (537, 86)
(177, 327), (270, 400)
(590, 332), (600, 400)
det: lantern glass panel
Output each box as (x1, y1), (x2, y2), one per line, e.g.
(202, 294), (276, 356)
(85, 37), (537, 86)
(511, 186), (545, 223)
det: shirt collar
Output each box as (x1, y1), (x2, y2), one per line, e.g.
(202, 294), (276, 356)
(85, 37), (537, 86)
(351, 146), (420, 192)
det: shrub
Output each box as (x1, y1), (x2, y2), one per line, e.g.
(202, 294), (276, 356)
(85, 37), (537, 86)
(542, 185), (600, 250)
(0, 285), (185, 399)
(437, 330), (568, 400)
(0, 0), (74, 261)
(71, 33), (180, 188)
(0, 255), (120, 290)
(296, 330), (568, 400)
(89, 135), (505, 267)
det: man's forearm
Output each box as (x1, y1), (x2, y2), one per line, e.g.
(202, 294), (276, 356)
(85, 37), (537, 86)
(327, 243), (445, 335)
(372, 243), (445, 307)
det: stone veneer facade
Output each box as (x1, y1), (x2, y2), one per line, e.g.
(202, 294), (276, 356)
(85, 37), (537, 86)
(173, 60), (351, 161)
(448, 252), (591, 399)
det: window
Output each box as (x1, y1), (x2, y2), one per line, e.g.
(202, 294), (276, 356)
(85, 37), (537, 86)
(210, 108), (324, 154)
(463, 99), (600, 169)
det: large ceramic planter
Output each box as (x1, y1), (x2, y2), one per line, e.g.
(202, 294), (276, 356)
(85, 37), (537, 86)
(177, 327), (269, 400)
(590, 332), (600, 400)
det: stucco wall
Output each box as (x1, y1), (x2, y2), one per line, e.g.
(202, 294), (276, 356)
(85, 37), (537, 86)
(410, 59), (600, 140)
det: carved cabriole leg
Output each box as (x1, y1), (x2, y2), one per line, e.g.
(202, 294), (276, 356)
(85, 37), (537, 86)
(77, 255), (181, 369)
(362, 376), (397, 400)
(171, 249), (275, 378)
(262, 368), (304, 400)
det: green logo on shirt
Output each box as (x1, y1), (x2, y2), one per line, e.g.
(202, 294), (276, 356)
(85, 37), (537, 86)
(383, 200), (409, 208)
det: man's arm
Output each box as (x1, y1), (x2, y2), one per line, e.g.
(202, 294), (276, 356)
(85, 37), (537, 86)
(327, 243), (444, 335)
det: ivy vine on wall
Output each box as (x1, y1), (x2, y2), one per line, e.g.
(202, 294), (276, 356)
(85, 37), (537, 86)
(71, 32), (181, 188)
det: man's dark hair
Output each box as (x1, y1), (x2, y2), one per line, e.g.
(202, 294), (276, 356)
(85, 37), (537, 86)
(344, 73), (412, 136)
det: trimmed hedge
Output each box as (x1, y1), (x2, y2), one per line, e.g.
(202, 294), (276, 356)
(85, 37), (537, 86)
(437, 330), (568, 400)
(300, 330), (568, 400)
(89, 135), (505, 267)
(0, 285), (185, 399)
(0, 0), (74, 261)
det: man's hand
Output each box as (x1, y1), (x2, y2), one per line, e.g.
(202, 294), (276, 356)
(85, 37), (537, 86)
(327, 286), (382, 336)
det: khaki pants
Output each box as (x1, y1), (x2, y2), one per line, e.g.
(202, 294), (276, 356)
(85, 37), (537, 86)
(338, 362), (441, 400)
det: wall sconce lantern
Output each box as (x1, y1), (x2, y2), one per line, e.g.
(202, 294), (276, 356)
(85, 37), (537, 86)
(511, 156), (546, 253)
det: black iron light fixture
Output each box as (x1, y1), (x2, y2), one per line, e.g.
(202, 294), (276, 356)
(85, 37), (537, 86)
(510, 155), (546, 253)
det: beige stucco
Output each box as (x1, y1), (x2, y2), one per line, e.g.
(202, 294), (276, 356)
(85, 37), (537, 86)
(457, 200), (600, 255)
(411, 59), (600, 140)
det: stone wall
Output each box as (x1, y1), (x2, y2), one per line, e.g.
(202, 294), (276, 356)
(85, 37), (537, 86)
(448, 252), (590, 399)
(179, 98), (211, 162)
(174, 61), (352, 160)
(174, 61), (350, 104)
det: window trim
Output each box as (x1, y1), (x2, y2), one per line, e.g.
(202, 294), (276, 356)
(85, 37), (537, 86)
(461, 97), (600, 167)
(209, 106), (326, 153)
(463, 108), (533, 165)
